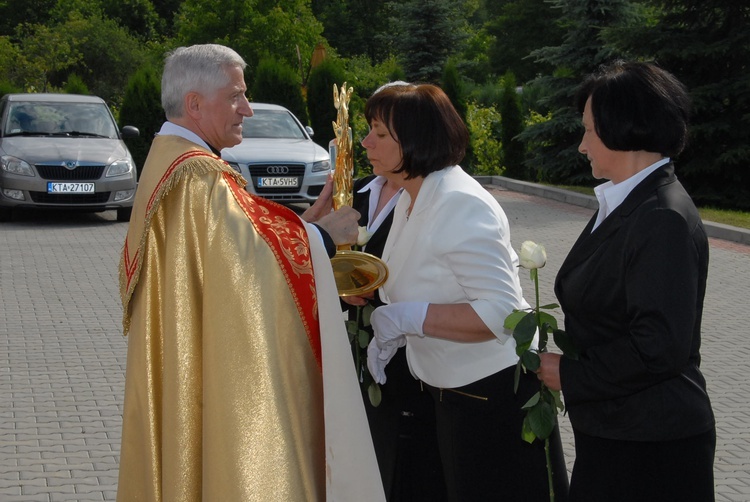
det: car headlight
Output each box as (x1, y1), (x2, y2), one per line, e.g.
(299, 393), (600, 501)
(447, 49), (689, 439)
(106, 159), (134, 177)
(312, 159), (331, 173)
(226, 161), (242, 173)
(1, 155), (35, 176)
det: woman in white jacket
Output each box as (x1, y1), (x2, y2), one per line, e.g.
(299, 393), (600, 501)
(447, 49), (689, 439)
(358, 83), (568, 501)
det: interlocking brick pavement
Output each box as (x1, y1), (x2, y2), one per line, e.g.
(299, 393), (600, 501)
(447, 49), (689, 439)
(1, 210), (125, 501)
(1, 179), (748, 501)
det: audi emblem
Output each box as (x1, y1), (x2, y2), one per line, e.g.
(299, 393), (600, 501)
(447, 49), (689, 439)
(64, 161), (78, 170)
(266, 165), (289, 175)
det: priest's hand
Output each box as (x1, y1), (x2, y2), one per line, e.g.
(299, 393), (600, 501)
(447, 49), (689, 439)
(315, 206), (360, 246)
(301, 174), (334, 222)
(341, 291), (374, 307)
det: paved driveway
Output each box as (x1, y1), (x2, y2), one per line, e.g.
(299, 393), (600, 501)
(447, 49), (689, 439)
(1, 185), (749, 501)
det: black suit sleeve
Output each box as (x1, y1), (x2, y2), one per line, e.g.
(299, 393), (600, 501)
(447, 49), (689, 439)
(312, 224), (337, 258)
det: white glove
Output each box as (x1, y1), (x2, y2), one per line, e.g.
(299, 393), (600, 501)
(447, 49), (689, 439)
(367, 338), (403, 384)
(366, 302), (429, 384)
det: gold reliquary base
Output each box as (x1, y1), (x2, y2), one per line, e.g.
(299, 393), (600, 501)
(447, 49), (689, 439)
(331, 250), (389, 297)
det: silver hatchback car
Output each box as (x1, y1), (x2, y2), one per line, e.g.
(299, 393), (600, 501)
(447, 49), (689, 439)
(221, 103), (331, 204)
(0, 93), (139, 222)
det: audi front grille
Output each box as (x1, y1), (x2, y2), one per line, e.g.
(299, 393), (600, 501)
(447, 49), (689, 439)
(248, 164), (306, 177)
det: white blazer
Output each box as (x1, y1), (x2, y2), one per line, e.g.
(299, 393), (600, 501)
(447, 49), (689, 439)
(379, 166), (530, 388)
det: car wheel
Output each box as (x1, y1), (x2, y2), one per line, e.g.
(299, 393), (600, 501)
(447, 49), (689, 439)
(0, 207), (12, 222)
(116, 207), (132, 222)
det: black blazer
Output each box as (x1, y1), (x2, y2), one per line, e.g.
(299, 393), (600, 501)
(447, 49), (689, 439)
(557, 163), (714, 441)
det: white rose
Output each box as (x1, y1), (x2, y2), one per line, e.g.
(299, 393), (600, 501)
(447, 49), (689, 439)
(519, 241), (547, 269)
(357, 226), (373, 247)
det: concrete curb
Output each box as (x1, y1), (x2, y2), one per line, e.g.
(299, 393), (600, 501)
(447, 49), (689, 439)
(476, 175), (750, 246)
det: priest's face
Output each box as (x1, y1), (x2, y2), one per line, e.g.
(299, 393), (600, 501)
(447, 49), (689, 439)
(196, 65), (253, 151)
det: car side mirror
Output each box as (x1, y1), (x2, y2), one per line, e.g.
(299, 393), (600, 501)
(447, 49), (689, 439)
(305, 126), (314, 138)
(121, 125), (140, 138)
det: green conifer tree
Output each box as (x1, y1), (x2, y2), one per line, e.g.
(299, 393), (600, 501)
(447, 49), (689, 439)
(518, 0), (636, 184)
(441, 59), (473, 171)
(390, 0), (467, 83)
(119, 65), (163, 177)
(306, 58), (347, 149)
(499, 71), (527, 179)
(252, 58), (308, 125)
(606, 0), (750, 209)
(62, 74), (89, 95)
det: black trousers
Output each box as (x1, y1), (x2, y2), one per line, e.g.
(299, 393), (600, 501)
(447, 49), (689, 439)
(568, 427), (716, 502)
(364, 349), (447, 501)
(424, 366), (570, 502)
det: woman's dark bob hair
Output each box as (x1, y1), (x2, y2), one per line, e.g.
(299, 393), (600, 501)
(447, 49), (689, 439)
(364, 83), (469, 179)
(575, 61), (691, 157)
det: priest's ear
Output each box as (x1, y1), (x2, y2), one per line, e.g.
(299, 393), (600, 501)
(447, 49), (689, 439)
(184, 92), (205, 121)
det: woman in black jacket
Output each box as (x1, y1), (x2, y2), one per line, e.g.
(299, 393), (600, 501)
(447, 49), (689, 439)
(537, 61), (715, 502)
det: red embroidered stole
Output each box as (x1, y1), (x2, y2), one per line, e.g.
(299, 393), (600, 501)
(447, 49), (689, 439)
(224, 172), (322, 369)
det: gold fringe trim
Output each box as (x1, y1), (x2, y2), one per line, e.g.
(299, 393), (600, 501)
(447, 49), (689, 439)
(119, 155), (246, 336)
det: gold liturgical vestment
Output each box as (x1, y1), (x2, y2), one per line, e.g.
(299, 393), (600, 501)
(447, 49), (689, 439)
(117, 135), (383, 501)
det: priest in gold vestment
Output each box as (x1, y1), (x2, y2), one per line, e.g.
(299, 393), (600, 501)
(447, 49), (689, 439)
(117, 44), (384, 501)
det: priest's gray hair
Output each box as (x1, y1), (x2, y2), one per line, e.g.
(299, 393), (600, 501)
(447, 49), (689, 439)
(161, 44), (247, 120)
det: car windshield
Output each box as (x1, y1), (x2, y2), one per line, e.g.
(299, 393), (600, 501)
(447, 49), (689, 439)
(242, 109), (306, 139)
(4, 101), (118, 138)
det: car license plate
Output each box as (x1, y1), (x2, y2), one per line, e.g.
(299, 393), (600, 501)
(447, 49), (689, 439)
(47, 182), (96, 193)
(257, 177), (298, 188)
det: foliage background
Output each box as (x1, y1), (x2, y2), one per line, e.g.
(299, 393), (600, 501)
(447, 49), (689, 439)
(0, 0), (747, 209)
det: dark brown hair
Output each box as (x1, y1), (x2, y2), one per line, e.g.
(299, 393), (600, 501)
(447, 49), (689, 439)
(364, 84), (469, 179)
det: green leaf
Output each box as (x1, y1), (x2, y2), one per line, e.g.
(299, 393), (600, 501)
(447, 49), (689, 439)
(512, 312), (538, 355)
(553, 329), (579, 359)
(345, 319), (357, 335)
(521, 350), (540, 372)
(538, 324), (548, 352)
(527, 399), (557, 440)
(514, 360), (522, 394)
(521, 391), (541, 410)
(538, 312), (558, 331)
(521, 415), (537, 444)
(345, 320), (358, 342)
(361, 304), (375, 326)
(516, 341), (533, 358)
(358, 329), (370, 349)
(368, 382), (382, 407)
(550, 389), (565, 413)
(503, 309), (529, 331)
(539, 303), (560, 310)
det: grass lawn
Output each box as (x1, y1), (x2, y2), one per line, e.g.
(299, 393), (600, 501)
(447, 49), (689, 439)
(697, 207), (750, 229)
(549, 184), (750, 230)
